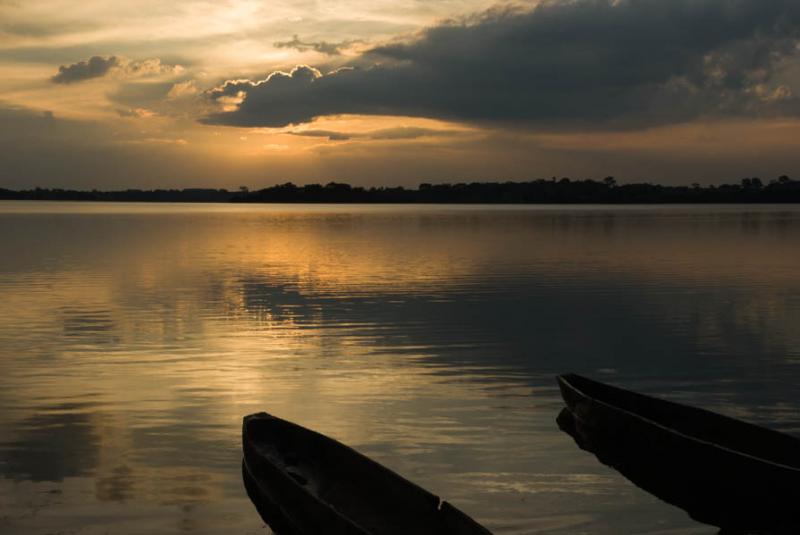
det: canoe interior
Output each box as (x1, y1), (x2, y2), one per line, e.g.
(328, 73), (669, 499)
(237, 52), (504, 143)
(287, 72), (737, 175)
(243, 413), (490, 535)
(559, 373), (800, 470)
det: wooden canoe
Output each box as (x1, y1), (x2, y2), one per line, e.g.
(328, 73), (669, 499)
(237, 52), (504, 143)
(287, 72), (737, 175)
(556, 373), (800, 533)
(242, 412), (492, 535)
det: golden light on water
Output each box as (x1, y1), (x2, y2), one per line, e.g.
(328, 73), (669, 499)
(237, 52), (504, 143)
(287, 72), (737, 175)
(2, 204), (800, 533)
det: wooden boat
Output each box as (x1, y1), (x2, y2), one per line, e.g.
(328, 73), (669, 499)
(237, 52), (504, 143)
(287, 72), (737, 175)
(242, 412), (492, 535)
(556, 373), (800, 533)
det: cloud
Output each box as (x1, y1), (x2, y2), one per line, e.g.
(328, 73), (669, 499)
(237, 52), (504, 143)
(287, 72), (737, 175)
(52, 55), (181, 84)
(167, 79), (199, 99)
(118, 57), (182, 77)
(205, 0), (800, 129)
(0, 103), (199, 189)
(51, 55), (118, 84)
(367, 126), (462, 140)
(289, 126), (464, 141)
(119, 136), (188, 146)
(291, 129), (352, 141)
(274, 34), (364, 56)
(116, 107), (157, 118)
(205, 65), (324, 126)
(108, 81), (180, 108)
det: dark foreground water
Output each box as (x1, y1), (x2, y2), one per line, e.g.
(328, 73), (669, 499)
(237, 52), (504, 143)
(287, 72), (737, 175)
(1, 202), (800, 534)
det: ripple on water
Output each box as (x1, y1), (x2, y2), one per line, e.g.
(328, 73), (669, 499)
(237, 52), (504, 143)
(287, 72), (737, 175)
(2, 203), (799, 534)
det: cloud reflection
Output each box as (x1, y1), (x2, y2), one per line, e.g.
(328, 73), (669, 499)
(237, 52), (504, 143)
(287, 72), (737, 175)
(1, 407), (100, 482)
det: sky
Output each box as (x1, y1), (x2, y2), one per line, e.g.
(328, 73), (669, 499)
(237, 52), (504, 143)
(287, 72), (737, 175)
(1, 0), (800, 189)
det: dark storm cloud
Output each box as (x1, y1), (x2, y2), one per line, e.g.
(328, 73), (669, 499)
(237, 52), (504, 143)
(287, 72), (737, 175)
(274, 34), (363, 56)
(205, 0), (800, 128)
(52, 55), (118, 84)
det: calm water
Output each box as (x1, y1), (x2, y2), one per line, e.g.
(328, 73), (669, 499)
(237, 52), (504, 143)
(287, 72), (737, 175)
(2, 202), (800, 534)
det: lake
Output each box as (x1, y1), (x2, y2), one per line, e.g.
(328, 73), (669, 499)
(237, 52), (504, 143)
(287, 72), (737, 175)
(1, 202), (799, 534)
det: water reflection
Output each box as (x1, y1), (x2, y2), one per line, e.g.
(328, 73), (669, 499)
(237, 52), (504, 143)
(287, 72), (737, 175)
(2, 405), (100, 482)
(1, 203), (800, 533)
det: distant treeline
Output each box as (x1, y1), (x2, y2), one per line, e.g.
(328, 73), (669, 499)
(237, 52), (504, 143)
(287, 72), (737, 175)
(0, 187), (235, 203)
(2, 176), (800, 203)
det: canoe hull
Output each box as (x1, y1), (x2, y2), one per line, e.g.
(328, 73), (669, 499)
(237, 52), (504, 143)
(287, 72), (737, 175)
(242, 412), (492, 535)
(557, 375), (800, 533)
(242, 459), (305, 535)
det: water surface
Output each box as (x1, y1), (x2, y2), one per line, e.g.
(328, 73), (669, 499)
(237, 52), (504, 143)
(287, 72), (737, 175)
(2, 202), (800, 534)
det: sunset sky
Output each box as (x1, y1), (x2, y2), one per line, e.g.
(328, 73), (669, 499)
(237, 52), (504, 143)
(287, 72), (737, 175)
(2, 0), (800, 189)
